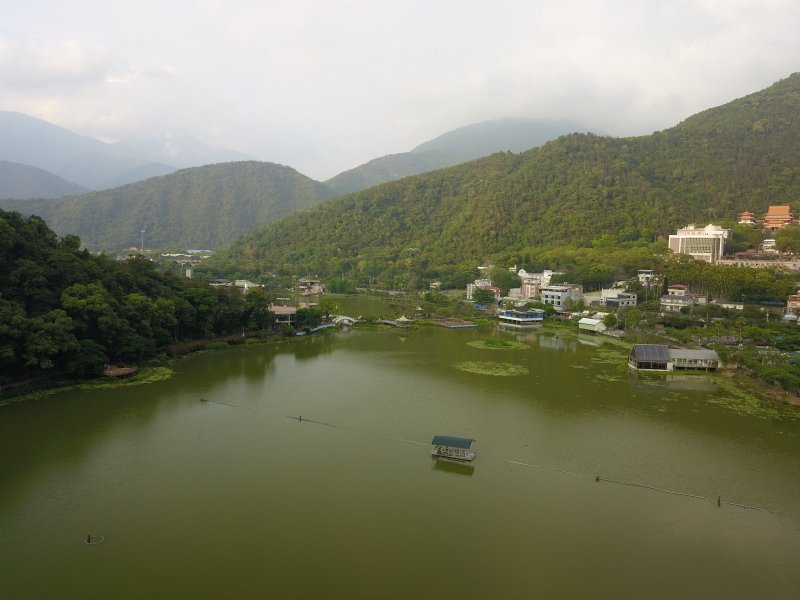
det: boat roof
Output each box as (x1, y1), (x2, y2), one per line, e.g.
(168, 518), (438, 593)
(432, 435), (474, 449)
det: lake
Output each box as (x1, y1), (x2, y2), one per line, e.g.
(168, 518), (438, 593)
(1, 324), (799, 599)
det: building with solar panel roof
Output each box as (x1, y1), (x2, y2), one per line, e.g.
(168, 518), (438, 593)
(628, 344), (720, 371)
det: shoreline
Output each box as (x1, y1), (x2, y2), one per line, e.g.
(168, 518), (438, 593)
(3, 318), (798, 411)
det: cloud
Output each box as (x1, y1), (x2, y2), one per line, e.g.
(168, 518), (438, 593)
(1, 1), (799, 178)
(0, 36), (112, 89)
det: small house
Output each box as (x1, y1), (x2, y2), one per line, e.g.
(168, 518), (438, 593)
(578, 317), (607, 334)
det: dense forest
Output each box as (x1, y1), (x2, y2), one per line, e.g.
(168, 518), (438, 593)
(208, 73), (800, 284)
(0, 210), (284, 387)
(0, 161), (334, 251)
(325, 118), (582, 196)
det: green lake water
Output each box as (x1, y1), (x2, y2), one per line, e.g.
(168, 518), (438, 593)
(1, 325), (799, 599)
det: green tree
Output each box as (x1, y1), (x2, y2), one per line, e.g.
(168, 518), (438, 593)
(471, 288), (495, 306)
(775, 224), (800, 253)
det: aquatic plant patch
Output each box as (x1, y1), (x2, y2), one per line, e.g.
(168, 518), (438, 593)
(454, 361), (529, 376)
(707, 376), (800, 421)
(467, 339), (531, 350)
(1, 367), (176, 406)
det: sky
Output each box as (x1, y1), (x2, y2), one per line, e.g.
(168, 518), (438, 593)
(1, 0), (799, 180)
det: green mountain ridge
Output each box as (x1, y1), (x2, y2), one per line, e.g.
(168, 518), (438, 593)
(0, 161), (335, 251)
(325, 118), (585, 196)
(217, 73), (800, 280)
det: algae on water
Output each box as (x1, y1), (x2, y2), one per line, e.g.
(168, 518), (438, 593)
(467, 339), (531, 351)
(454, 361), (529, 376)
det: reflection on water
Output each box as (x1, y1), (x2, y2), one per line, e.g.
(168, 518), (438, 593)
(538, 332), (576, 352)
(665, 374), (718, 392)
(628, 373), (719, 394)
(432, 458), (476, 477)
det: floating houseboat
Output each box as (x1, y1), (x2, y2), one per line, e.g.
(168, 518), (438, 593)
(431, 435), (476, 462)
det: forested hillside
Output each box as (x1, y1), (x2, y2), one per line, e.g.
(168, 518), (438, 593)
(214, 74), (800, 282)
(0, 161), (335, 251)
(0, 210), (277, 386)
(325, 118), (583, 196)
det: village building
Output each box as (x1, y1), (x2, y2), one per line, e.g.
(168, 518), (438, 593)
(668, 224), (730, 263)
(787, 292), (800, 316)
(601, 291), (637, 309)
(627, 344), (721, 371)
(270, 305), (297, 325)
(540, 284), (583, 309)
(761, 238), (777, 253)
(578, 317), (606, 334)
(297, 277), (324, 295)
(229, 280), (259, 293)
(667, 284), (689, 296)
(466, 279), (491, 300)
(715, 300), (745, 311)
(637, 269), (657, 286)
(466, 279), (501, 301)
(660, 294), (695, 313)
(762, 205), (794, 231)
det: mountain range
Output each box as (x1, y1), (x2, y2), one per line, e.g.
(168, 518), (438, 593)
(2, 73), (798, 268)
(0, 116), (582, 249)
(211, 73), (800, 279)
(0, 111), (252, 191)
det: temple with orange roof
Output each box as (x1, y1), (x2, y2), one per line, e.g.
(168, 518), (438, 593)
(762, 205), (794, 231)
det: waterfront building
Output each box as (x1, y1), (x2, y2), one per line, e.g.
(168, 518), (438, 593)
(628, 344), (720, 371)
(578, 317), (606, 334)
(498, 308), (545, 326)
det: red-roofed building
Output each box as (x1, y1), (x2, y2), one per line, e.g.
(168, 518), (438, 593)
(763, 205), (794, 231)
(737, 211), (756, 225)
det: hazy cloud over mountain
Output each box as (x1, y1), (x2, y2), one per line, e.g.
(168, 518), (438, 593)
(1, 0), (798, 179)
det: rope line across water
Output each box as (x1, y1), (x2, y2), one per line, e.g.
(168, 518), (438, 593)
(252, 408), (774, 514)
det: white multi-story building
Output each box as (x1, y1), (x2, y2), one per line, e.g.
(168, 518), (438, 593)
(540, 284), (583, 309)
(668, 224), (730, 263)
(637, 269), (656, 285)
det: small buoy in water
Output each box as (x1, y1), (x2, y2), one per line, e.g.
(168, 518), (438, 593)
(595, 476), (600, 482)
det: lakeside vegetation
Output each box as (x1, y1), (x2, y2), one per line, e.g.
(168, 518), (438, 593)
(0, 209), (295, 395)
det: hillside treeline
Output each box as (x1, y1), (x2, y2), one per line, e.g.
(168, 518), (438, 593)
(0, 210), (276, 386)
(211, 74), (800, 284)
(0, 161), (334, 251)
